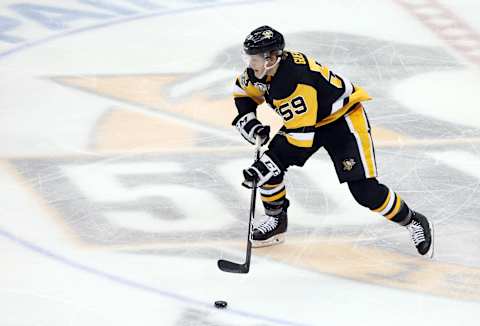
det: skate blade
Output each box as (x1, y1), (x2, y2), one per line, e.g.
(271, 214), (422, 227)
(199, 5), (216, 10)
(251, 234), (285, 248)
(426, 220), (435, 259)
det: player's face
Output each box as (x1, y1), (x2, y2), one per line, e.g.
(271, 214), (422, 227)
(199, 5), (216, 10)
(243, 53), (276, 78)
(245, 54), (267, 78)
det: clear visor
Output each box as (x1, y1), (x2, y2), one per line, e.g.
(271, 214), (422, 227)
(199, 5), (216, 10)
(241, 50), (281, 79)
(241, 51), (268, 69)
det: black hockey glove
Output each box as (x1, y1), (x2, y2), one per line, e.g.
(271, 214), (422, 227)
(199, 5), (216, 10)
(232, 112), (270, 146)
(242, 151), (283, 188)
(255, 125), (270, 146)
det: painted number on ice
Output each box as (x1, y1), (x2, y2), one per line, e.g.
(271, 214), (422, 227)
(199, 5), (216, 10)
(62, 162), (235, 233)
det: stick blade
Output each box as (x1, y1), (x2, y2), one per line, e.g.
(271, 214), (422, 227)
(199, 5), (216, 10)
(217, 259), (249, 274)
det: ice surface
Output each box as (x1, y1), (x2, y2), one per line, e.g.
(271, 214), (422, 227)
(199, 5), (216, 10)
(1, 0), (480, 325)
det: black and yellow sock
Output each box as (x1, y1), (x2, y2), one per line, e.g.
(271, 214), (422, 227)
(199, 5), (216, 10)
(260, 181), (287, 216)
(372, 188), (412, 226)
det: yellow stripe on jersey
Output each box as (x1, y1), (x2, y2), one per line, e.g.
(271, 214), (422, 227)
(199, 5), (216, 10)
(345, 105), (376, 178)
(307, 58), (326, 74)
(307, 58), (342, 89)
(329, 72), (343, 88)
(345, 86), (372, 107)
(314, 87), (371, 128)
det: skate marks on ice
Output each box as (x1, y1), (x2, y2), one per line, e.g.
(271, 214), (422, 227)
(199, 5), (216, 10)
(254, 237), (480, 302)
(11, 151), (477, 246)
(175, 308), (278, 326)
(49, 31), (480, 153)
(7, 31), (480, 305)
(9, 144), (480, 302)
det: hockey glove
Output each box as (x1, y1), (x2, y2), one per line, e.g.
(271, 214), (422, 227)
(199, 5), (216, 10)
(232, 112), (270, 146)
(242, 151), (283, 188)
(255, 125), (270, 146)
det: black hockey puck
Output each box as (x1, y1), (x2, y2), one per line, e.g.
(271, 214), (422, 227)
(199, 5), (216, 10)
(214, 300), (227, 309)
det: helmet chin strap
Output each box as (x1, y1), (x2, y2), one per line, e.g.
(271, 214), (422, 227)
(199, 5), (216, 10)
(256, 56), (281, 79)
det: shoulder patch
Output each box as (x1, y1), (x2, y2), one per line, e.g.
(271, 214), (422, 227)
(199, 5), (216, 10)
(239, 70), (250, 88)
(253, 82), (269, 93)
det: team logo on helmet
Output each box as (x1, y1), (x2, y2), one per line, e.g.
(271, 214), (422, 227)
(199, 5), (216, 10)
(262, 30), (274, 39)
(246, 29), (274, 42)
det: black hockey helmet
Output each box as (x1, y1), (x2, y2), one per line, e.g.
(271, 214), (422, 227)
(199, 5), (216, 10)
(243, 25), (285, 55)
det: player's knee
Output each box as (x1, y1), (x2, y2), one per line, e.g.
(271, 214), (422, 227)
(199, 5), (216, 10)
(347, 178), (388, 210)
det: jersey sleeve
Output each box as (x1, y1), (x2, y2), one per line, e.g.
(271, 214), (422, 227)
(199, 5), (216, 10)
(232, 69), (265, 115)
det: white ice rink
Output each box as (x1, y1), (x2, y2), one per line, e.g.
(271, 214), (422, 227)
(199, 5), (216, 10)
(1, 0), (480, 325)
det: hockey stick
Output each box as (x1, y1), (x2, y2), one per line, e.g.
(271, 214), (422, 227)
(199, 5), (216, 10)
(217, 137), (261, 273)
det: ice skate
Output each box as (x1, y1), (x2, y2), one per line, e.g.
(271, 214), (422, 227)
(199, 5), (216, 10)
(406, 211), (434, 258)
(252, 201), (288, 248)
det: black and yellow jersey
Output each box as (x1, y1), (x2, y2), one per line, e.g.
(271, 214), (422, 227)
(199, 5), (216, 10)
(233, 51), (371, 147)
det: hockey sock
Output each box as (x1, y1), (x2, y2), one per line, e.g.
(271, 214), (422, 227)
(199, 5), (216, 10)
(372, 188), (412, 226)
(260, 181), (287, 216)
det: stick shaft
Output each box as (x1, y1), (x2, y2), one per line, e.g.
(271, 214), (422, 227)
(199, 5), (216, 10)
(244, 137), (262, 268)
(217, 137), (262, 273)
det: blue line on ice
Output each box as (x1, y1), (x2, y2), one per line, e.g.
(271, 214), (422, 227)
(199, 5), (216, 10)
(0, 227), (310, 326)
(0, 0), (268, 60)
(0, 2), (310, 323)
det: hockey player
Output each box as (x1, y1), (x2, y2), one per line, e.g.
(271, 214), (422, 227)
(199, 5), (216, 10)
(232, 26), (434, 257)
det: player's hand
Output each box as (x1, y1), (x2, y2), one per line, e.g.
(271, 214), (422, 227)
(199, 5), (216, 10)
(254, 125), (270, 146)
(241, 151), (282, 189)
(241, 167), (259, 189)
